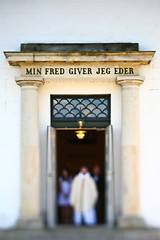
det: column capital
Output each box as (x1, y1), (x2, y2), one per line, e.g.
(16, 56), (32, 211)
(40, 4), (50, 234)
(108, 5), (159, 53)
(15, 76), (44, 87)
(116, 76), (144, 87)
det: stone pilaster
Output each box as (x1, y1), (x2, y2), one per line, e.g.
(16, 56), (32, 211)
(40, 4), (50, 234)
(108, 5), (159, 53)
(16, 76), (44, 228)
(116, 76), (145, 227)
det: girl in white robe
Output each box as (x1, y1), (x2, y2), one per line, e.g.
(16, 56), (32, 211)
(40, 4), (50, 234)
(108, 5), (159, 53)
(58, 168), (72, 224)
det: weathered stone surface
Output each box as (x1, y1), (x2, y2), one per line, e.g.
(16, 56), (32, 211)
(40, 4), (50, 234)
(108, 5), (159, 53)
(1, 227), (160, 240)
(4, 51), (155, 66)
(15, 77), (44, 228)
(116, 76), (144, 225)
(117, 215), (146, 228)
(21, 43), (139, 52)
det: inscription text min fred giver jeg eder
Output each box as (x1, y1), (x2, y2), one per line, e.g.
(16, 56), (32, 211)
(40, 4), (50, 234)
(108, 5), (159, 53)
(25, 67), (134, 75)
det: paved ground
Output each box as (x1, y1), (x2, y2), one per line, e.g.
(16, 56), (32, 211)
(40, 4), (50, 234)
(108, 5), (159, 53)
(1, 226), (160, 240)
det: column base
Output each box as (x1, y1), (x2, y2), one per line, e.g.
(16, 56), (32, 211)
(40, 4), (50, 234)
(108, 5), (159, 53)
(16, 217), (44, 229)
(117, 215), (146, 228)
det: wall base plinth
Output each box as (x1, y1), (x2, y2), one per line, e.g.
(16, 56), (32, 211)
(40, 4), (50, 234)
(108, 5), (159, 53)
(16, 217), (43, 229)
(117, 215), (146, 228)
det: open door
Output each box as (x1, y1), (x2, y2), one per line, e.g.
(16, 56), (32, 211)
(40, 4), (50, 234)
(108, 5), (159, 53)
(46, 126), (57, 228)
(105, 125), (115, 227)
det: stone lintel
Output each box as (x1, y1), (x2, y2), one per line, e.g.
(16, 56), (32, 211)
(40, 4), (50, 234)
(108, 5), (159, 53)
(116, 76), (144, 86)
(4, 51), (155, 66)
(15, 76), (44, 87)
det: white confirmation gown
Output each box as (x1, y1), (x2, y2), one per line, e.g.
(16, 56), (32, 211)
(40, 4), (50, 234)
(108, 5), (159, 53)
(70, 172), (98, 226)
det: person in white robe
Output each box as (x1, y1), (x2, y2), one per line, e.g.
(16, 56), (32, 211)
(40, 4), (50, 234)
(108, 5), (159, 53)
(70, 166), (98, 226)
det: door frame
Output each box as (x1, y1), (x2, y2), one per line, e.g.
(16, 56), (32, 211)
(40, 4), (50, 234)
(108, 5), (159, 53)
(46, 126), (115, 227)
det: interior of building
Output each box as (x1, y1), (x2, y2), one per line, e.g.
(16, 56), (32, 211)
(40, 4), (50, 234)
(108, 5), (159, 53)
(56, 129), (105, 224)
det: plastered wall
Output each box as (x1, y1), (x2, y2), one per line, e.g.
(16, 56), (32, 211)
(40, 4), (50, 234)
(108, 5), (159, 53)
(0, 0), (160, 228)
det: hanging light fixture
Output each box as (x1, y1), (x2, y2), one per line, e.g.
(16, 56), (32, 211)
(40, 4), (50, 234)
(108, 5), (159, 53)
(75, 120), (86, 140)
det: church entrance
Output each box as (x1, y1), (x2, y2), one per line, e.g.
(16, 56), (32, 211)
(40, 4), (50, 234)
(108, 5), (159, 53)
(46, 94), (114, 228)
(46, 125), (115, 228)
(56, 129), (105, 225)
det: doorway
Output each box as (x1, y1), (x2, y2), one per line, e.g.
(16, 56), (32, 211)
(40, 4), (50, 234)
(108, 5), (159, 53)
(56, 129), (105, 224)
(46, 125), (115, 228)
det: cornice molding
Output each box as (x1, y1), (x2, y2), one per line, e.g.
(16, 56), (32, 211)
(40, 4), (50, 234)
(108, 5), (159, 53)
(4, 51), (155, 66)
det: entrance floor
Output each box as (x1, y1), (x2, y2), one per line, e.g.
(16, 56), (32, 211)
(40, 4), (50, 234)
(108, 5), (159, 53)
(1, 227), (160, 240)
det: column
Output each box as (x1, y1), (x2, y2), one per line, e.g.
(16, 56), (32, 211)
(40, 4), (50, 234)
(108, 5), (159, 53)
(16, 76), (44, 228)
(116, 76), (145, 227)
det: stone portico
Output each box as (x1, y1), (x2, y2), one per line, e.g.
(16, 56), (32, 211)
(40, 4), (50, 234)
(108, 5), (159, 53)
(4, 43), (155, 228)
